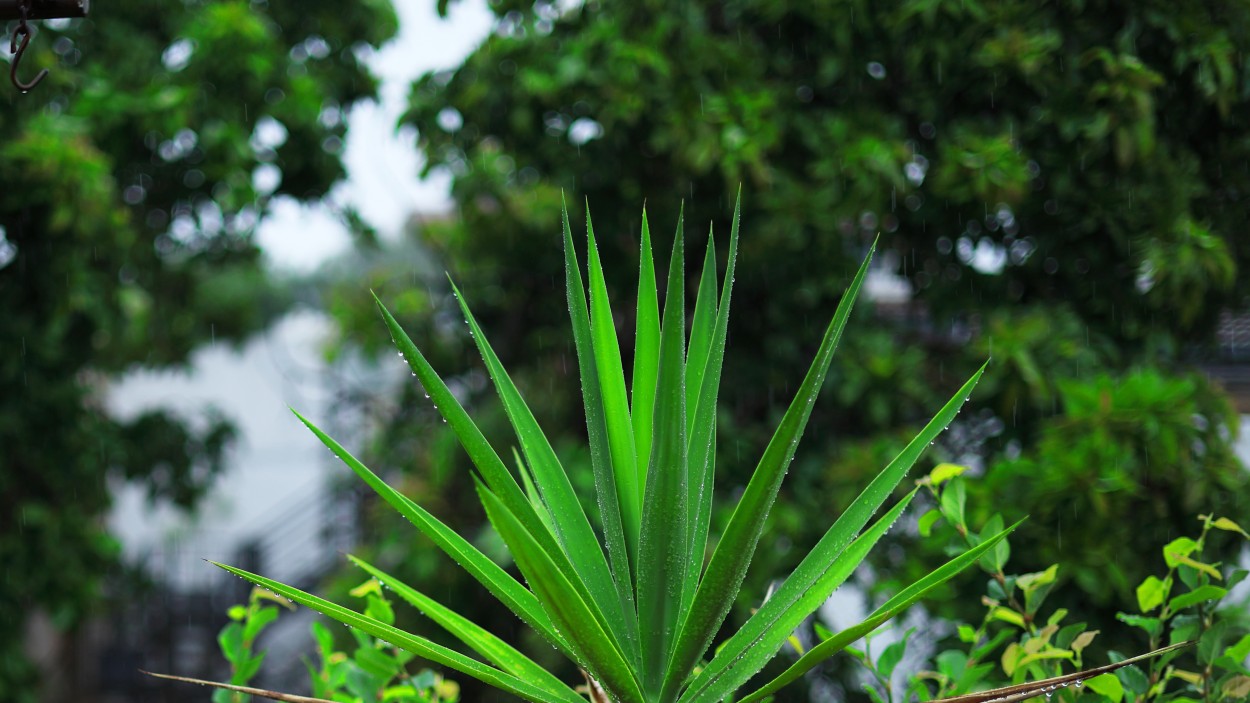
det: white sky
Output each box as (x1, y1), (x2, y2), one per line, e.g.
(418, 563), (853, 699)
(256, 0), (494, 272)
(108, 1), (495, 576)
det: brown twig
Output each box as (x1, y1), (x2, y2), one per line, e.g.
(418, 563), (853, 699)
(141, 671), (339, 703)
(931, 641), (1193, 703)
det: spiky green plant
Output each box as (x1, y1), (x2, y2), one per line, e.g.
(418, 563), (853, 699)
(212, 194), (1018, 703)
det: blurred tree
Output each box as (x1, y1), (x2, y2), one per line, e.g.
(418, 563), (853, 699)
(0, 0), (396, 697)
(327, 0), (1249, 696)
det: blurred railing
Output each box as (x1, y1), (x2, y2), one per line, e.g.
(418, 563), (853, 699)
(95, 485), (363, 703)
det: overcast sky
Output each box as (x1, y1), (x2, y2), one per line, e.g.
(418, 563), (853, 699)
(256, 0), (493, 272)
(109, 1), (496, 570)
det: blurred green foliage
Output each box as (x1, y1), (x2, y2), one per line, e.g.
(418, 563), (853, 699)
(0, 0), (396, 697)
(212, 585), (459, 703)
(323, 0), (1248, 697)
(849, 465), (1250, 703)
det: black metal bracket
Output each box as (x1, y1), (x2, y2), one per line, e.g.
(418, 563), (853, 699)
(1, 0), (88, 21)
(4, 0), (89, 92)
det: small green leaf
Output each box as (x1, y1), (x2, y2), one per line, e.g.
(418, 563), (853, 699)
(365, 594), (395, 626)
(990, 607), (1027, 628)
(1173, 554), (1223, 581)
(940, 478), (967, 527)
(1228, 568), (1248, 591)
(242, 605), (279, 643)
(1015, 648), (1074, 671)
(929, 463), (969, 486)
(1071, 630), (1099, 655)
(1170, 614), (1201, 643)
(218, 622), (245, 664)
(347, 665), (384, 700)
(1211, 517), (1250, 539)
(1224, 633), (1250, 663)
(1136, 575), (1171, 613)
(1199, 620), (1229, 664)
(311, 620), (334, 655)
(350, 579), (383, 598)
(978, 515), (1009, 573)
(970, 630), (1015, 662)
(233, 653), (266, 684)
(1223, 675), (1250, 699)
(917, 509), (943, 537)
(1084, 673), (1124, 703)
(1167, 584), (1227, 612)
(878, 629), (914, 678)
(355, 646), (401, 679)
(957, 624), (977, 643)
(997, 633), (1020, 675)
(1018, 564), (1058, 615)
(1116, 659), (1150, 695)
(1162, 537), (1198, 568)
(937, 649), (967, 679)
(1017, 564), (1058, 590)
(1116, 612), (1163, 639)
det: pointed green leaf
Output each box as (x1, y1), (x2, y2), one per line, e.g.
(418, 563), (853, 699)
(638, 222), (689, 695)
(586, 205), (642, 570)
(210, 562), (584, 703)
(677, 491), (915, 703)
(374, 296), (559, 556)
(681, 193), (741, 623)
(685, 230), (718, 439)
(348, 555), (580, 701)
(514, 448), (558, 537)
(452, 280), (629, 650)
(563, 200), (640, 664)
(632, 206), (663, 508)
(291, 410), (570, 658)
(733, 520), (1025, 703)
(667, 242), (876, 691)
(475, 481), (646, 703)
(675, 361), (985, 692)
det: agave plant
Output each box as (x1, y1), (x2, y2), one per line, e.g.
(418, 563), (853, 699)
(210, 194), (1015, 703)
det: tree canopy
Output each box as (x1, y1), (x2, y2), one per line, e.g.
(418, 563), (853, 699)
(0, 0), (396, 696)
(329, 1), (1250, 692)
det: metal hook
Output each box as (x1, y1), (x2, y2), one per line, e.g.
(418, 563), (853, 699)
(10, 23), (47, 92)
(9, 0), (47, 92)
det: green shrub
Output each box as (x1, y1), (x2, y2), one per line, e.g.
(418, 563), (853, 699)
(207, 585), (458, 703)
(157, 197), (1187, 702)
(843, 464), (1250, 703)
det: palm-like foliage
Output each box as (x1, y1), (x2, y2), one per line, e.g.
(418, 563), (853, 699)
(215, 195), (1017, 702)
